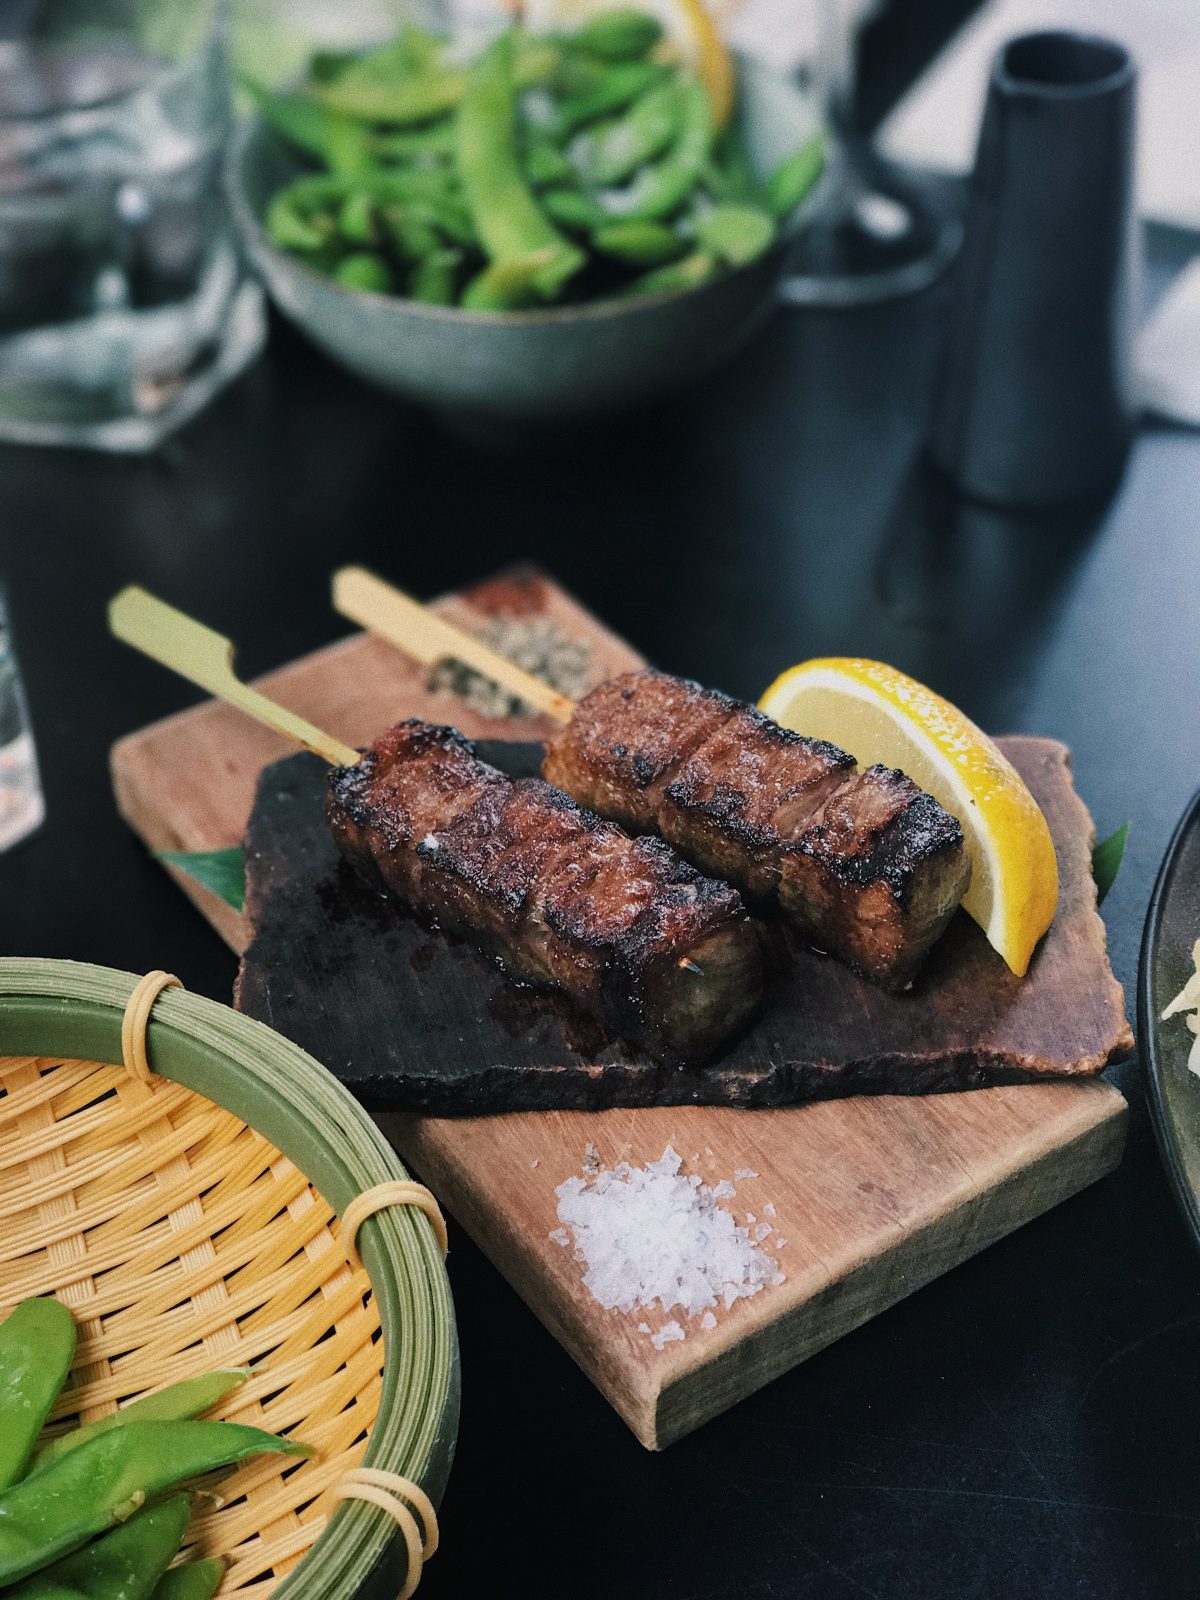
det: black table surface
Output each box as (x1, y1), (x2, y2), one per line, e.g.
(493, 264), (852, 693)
(3, 35), (1200, 1600)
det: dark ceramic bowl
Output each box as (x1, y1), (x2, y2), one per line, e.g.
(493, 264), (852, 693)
(228, 58), (825, 420)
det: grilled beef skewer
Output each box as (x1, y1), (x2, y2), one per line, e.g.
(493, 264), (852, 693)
(542, 671), (971, 988)
(327, 719), (765, 1063)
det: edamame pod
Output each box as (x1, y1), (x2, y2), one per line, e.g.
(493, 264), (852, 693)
(766, 133), (824, 220)
(0, 1421), (310, 1585)
(240, 82), (371, 174)
(572, 78), (684, 186)
(575, 9), (664, 61)
(540, 187), (608, 232)
(457, 35), (584, 298)
(28, 1369), (250, 1478)
(335, 252), (394, 292)
(692, 202), (776, 265)
(622, 80), (713, 218)
(0, 1298), (76, 1491)
(555, 59), (667, 133)
(461, 250), (557, 310)
(524, 140), (575, 188)
(592, 218), (687, 266)
(409, 249), (463, 304)
(149, 1560), (225, 1600)
(4, 1495), (192, 1600)
(619, 249), (717, 297)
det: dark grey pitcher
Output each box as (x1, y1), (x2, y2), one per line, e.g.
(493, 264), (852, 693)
(929, 31), (1138, 508)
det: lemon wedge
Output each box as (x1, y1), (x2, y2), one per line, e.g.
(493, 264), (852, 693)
(517, 0), (735, 128)
(759, 658), (1059, 977)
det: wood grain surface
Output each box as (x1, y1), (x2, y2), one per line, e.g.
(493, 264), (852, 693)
(109, 567), (1132, 1447)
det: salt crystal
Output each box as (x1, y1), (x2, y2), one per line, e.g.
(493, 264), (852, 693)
(704, 1147), (713, 1157)
(419, 833), (439, 850)
(755, 1223), (772, 1242)
(734, 1168), (758, 1181)
(553, 1145), (783, 1323)
(763, 1203), (776, 1218)
(746, 1213), (756, 1224)
(530, 1158), (539, 1169)
(651, 1320), (685, 1350)
(776, 1238), (789, 1249)
(638, 1322), (650, 1334)
(548, 1227), (570, 1247)
(700, 1311), (717, 1331)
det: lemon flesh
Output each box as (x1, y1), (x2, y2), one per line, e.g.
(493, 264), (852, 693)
(759, 658), (1059, 977)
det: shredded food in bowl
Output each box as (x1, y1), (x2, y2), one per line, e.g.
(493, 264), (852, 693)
(1163, 938), (1200, 1075)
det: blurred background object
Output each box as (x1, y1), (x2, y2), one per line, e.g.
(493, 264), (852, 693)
(0, 587), (42, 852)
(0, 0), (264, 451)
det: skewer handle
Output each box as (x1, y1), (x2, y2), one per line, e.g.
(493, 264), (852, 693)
(108, 587), (360, 768)
(331, 566), (576, 724)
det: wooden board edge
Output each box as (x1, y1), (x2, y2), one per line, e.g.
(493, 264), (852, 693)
(647, 1082), (1128, 1450)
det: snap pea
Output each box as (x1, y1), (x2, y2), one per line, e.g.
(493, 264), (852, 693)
(621, 79), (713, 218)
(4, 1495), (191, 1600)
(335, 252), (394, 292)
(312, 34), (560, 124)
(239, 82), (372, 176)
(574, 8), (665, 61)
(591, 217), (687, 266)
(692, 202), (776, 265)
(554, 59), (667, 133)
(0, 1421), (310, 1586)
(620, 249), (717, 297)
(766, 132), (824, 220)
(149, 1560), (224, 1600)
(457, 34), (583, 299)
(0, 1298), (76, 1491)
(28, 1369), (250, 1478)
(409, 248), (462, 305)
(461, 250), (557, 311)
(572, 78), (684, 186)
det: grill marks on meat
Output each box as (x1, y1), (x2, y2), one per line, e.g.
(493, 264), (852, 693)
(542, 671), (971, 987)
(326, 719), (764, 1063)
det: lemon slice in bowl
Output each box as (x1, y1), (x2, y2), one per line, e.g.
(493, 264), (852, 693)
(759, 658), (1059, 977)
(516, 0), (735, 128)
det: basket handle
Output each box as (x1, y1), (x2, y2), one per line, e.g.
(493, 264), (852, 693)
(121, 971), (183, 1084)
(333, 1467), (439, 1600)
(342, 1182), (449, 1263)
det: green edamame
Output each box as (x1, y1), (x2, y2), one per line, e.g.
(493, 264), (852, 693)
(766, 132), (824, 220)
(620, 249), (717, 297)
(572, 78), (684, 186)
(409, 249), (462, 304)
(554, 59), (667, 133)
(28, 1369), (250, 1478)
(574, 9), (664, 61)
(457, 35), (583, 299)
(692, 202), (776, 265)
(335, 252), (394, 292)
(0, 1421), (309, 1586)
(0, 1298), (76, 1491)
(461, 250), (557, 311)
(539, 187), (608, 232)
(149, 1559), (224, 1600)
(591, 217), (687, 266)
(5, 1495), (192, 1600)
(622, 79), (713, 218)
(524, 139), (575, 188)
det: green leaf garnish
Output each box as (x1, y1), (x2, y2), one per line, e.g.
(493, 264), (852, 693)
(1092, 822), (1129, 905)
(158, 847), (246, 913)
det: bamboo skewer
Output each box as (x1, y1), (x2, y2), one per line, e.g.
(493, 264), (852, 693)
(331, 566), (577, 724)
(108, 587), (360, 768)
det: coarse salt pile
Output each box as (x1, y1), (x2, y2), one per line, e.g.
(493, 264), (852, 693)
(552, 1146), (784, 1344)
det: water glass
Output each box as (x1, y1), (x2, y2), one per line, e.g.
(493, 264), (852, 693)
(0, 591), (43, 851)
(0, 0), (265, 452)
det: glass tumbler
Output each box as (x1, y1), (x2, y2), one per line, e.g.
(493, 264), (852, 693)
(0, 0), (265, 451)
(0, 589), (43, 851)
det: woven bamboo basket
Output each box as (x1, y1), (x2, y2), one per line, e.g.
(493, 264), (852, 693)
(0, 958), (458, 1600)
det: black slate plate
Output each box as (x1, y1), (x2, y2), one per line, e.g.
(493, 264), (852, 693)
(233, 736), (1130, 1115)
(1139, 786), (1200, 1254)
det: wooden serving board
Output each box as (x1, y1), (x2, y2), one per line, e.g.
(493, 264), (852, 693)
(111, 568), (1132, 1449)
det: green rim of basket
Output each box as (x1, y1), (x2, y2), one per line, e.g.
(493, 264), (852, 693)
(0, 957), (459, 1600)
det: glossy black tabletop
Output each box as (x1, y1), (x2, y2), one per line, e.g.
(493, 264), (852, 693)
(3, 31), (1200, 1599)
